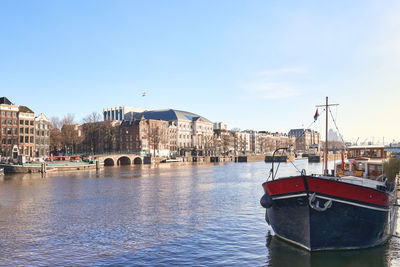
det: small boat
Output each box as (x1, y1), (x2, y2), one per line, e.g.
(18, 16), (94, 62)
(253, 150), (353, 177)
(260, 97), (398, 251)
(307, 144), (321, 163)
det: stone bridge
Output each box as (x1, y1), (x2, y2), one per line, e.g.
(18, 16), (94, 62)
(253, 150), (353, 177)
(95, 154), (146, 166)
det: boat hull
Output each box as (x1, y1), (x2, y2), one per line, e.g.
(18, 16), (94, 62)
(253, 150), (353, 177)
(263, 176), (397, 251)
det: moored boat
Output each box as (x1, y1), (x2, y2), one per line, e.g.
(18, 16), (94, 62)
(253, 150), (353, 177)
(260, 97), (398, 251)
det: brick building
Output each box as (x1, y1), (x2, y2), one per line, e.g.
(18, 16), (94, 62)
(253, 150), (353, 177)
(119, 117), (169, 156)
(0, 97), (19, 158)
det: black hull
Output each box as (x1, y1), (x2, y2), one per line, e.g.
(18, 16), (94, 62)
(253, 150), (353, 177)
(267, 194), (397, 251)
(308, 156), (321, 163)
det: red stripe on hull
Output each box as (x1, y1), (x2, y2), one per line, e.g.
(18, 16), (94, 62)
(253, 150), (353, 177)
(306, 177), (389, 206)
(264, 176), (391, 207)
(264, 176), (305, 195)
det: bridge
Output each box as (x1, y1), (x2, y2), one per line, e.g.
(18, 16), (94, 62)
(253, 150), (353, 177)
(95, 154), (146, 166)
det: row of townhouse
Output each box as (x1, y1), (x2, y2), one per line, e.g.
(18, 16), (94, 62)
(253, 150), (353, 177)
(116, 109), (214, 157)
(0, 97), (50, 160)
(214, 129), (296, 155)
(99, 106), (320, 157)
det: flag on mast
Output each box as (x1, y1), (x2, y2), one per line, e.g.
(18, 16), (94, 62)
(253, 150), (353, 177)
(314, 108), (319, 121)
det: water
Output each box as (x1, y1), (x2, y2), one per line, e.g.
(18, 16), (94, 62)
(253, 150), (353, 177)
(0, 160), (399, 266)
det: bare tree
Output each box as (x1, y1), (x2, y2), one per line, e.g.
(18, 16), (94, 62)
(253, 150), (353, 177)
(149, 126), (161, 157)
(50, 116), (62, 155)
(239, 135), (247, 155)
(61, 114), (83, 155)
(82, 112), (102, 154)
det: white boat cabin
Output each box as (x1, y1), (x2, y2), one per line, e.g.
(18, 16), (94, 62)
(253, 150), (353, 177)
(335, 145), (389, 179)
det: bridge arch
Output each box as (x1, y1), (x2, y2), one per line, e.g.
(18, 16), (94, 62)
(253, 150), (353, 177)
(133, 157), (142, 164)
(117, 156), (131, 166)
(104, 158), (115, 166)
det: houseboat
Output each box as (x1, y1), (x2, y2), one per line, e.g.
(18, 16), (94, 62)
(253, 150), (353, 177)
(260, 97), (398, 251)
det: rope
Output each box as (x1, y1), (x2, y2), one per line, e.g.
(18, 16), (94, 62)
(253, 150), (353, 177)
(328, 107), (347, 149)
(289, 159), (302, 173)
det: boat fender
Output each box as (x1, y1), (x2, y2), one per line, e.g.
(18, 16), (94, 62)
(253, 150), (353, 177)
(260, 192), (273, 209)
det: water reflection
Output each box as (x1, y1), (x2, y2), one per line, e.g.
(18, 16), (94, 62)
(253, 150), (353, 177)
(266, 231), (392, 267)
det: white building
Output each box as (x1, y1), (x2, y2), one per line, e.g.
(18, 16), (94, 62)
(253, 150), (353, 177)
(103, 106), (146, 121)
(129, 109), (214, 156)
(35, 113), (50, 158)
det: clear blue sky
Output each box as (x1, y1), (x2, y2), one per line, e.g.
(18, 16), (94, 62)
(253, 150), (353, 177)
(1, 1), (399, 142)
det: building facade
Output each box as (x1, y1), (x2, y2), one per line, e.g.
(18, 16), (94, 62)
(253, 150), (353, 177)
(288, 128), (320, 152)
(0, 97), (19, 158)
(103, 106), (146, 121)
(129, 109), (213, 156)
(119, 117), (169, 156)
(35, 113), (50, 158)
(18, 106), (36, 157)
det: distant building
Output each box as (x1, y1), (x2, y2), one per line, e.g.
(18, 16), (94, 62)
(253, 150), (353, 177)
(0, 97), (19, 158)
(35, 113), (50, 158)
(18, 105), (36, 157)
(289, 128), (320, 152)
(119, 117), (169, 156)
(214, 122), (227, 130)
(103, 106), (146, 121)
(129, 109), (213, 156)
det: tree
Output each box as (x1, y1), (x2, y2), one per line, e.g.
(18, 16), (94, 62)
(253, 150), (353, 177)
(50, 116), (62, 155)
(149, 126), (161, 156)
(61, 114), (83, 155)
(82, 112), (102, 154)
(204, 135), (215, 156)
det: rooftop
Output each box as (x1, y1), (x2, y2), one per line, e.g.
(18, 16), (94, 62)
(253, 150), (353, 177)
(129, 109), (212, 123)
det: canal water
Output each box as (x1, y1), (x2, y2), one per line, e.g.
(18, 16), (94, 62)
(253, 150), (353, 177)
(0, 160), (399, 266)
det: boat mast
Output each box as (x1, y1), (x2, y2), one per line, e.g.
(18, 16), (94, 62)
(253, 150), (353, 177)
(325, 97), (328, 175)
(316, 96), (338, 175)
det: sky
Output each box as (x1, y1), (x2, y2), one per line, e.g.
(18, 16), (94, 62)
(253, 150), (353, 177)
(1, 0), (399, 143)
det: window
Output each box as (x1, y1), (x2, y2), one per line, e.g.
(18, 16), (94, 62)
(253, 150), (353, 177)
(25, 136), (29, 143)
(7, 112), (11, 117)
(25, 128), (28, 134)
(30, 121), (33, 126)
(8, 120), (12, 125)
(14, 128), (17, 135)
(25, 120), (28, 125)
(13, 120), (17, 125)
(12, 113), (16, 118)
(1, 111), (5, 116)
(7, 128), (11, 135)
(20, 120), (23, 124)
(30, 128), (33, 134)
(8, 139), (11, 144)
(1, 120), (5, 124)
(20, 136), (23, 143)
(30, 136), (34, 143)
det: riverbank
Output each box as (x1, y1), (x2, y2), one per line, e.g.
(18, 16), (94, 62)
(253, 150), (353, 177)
(0, 153), (343, 174)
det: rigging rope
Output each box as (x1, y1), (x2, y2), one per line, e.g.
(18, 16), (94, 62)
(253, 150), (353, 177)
(328, 107), (347, 149)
